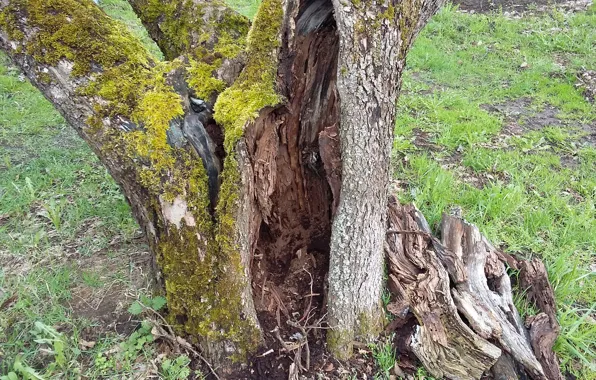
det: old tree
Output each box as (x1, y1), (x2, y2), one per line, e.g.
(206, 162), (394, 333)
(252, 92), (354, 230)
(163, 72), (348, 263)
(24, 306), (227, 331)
(0, 0), (564, 378)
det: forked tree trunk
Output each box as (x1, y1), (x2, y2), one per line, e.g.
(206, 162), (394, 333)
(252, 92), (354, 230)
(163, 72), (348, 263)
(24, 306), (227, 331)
(1, 1), (566, 379)
(0, 0), (439, 373)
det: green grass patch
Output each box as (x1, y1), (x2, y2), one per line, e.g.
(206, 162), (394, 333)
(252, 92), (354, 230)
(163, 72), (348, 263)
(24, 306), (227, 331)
(396, 3), (596, 377)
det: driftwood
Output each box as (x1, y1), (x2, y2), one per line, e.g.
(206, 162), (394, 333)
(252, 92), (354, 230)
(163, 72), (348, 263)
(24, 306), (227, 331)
(384, 197), (563, 380)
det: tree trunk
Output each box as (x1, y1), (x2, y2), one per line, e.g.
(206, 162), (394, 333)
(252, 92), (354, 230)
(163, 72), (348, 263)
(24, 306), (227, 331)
(0, 0), (443, 373)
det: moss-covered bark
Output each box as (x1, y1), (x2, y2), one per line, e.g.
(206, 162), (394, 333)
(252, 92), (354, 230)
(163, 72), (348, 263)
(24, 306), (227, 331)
(0, 0), (266, 364)
(128, 0), (251, 102)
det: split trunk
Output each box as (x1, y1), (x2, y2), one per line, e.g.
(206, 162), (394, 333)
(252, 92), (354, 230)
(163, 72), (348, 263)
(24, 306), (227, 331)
(1, 1), (562, 379)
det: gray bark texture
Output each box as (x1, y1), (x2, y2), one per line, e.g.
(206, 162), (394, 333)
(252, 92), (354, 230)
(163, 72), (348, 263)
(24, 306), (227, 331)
(327, 0), (445, 358)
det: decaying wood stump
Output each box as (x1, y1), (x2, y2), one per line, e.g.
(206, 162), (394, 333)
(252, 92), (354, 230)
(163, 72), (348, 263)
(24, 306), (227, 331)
(384, 197), (563, 380)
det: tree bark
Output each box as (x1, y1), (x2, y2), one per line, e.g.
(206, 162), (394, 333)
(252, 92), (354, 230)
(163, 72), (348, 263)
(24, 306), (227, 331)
(0, 0), (261, 369)
(0, 0), (444, 373)
(326, 0), (448, 358)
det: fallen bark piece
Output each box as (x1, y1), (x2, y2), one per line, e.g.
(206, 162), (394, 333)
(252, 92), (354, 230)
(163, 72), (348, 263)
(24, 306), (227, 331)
(440, 214), (546, 379)
(503, 255), (564, 380)
(385, 198), (501, 380)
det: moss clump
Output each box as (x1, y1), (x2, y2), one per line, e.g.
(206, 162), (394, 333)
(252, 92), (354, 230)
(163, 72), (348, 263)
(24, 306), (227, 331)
(123, 60), (185, 183)
(2, 0), (149, 76)
(187, 58), (226, 100)
(0, 4), (24, 41)
(187, 7), (250, 100)
(159, 224), (260, 355)
(214, 0), (283, 152)
(156, 154), (259, 353)
(133, 0), (195, 59)
(133, 0), (250, 100)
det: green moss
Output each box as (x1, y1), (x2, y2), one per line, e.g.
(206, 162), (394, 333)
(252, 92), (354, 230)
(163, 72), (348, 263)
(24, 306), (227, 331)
(327, 328), (354, 360)
(327, 311), (384, 360)
(156, 156), (259, 354)
(187, 59), (226, 100)
(5, 0), (149, 76)
(212, 10), (251, 59)
(356, 310), (384, 340)
(0, 1), (188, 192)
(214, 0), (283, 152)
(0, 5), (24, 41)
(380, 4), (397, 22)
(397, 0), (423, 52)
(134, 0), (195, 59)
(37, 71), (51, 84)
(208, 1), (284, 345)
(192, 0), (285, 355)
(159, 225), (259, 349)
(133, 0), (250, 100)
(127, 61), (184, 173)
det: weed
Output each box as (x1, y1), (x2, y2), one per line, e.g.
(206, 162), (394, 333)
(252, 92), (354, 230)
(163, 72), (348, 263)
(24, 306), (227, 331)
(92, 321), (155, 377)
(41, 199), (62, 231)
(159, 354), (201, 380)
(127, 294), (167, 316)
(369, 336), (396, 379)
(415, 366), (437, 379)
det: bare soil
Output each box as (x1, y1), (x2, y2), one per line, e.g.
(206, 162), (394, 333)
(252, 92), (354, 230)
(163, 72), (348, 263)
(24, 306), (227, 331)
(69, 238), (153, 340)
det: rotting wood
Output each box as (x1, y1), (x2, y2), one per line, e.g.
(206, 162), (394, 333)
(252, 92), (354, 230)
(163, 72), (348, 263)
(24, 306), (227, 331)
(385, 197), (562, 380)
(440, 213), (545, 378)
(385, 198), (501, 379)
(501, 254), (565, 380)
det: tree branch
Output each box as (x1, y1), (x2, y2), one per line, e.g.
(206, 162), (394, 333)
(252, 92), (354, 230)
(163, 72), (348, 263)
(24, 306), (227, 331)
(0, 3), (262, 365)
(127, 0), (250, 99)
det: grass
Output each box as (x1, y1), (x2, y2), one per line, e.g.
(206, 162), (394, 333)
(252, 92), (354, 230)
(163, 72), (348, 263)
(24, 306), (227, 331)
(369, 336), (397, 379)
(394, 2), (596, 378)
(0, 0), (595, 378)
